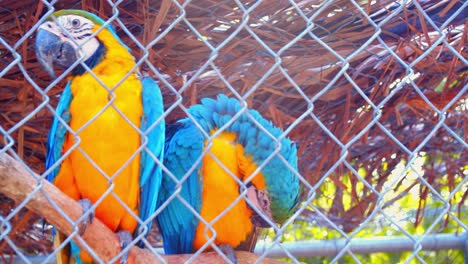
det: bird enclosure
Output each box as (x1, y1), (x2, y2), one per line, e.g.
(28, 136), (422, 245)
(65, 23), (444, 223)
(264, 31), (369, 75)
(0, 0), (467, 263)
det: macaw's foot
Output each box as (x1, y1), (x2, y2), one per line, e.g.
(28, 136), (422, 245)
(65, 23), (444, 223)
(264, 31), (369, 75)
(218, 244), (238, 264)
(117, 230), (133, 264)
(77, 199), (93, 235)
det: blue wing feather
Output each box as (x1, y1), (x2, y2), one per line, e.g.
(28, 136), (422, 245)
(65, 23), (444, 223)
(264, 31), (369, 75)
(45, 82), (77, 261)
(45, 81), (73, 183)
(157, 121), (204, 254)
(138, 77), (165, 242)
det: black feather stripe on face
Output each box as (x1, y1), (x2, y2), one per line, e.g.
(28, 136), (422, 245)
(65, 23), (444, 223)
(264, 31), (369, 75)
(71, 39), (106, 76)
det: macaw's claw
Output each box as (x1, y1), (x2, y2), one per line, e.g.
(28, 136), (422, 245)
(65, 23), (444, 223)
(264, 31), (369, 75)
(117, 230), (133, 264)
(77, 199), (93, 236)
(41, 218), (49, 234)
(218, 244), (238, 264)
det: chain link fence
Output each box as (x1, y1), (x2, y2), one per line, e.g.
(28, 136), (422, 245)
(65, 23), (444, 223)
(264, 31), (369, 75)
(1, 0), (467, 263)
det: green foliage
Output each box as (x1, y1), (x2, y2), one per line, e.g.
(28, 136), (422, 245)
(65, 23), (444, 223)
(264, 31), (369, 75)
(266, 155), (467, 263)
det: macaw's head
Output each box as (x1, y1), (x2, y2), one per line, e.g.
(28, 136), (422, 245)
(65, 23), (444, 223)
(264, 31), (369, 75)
(35, 9), (128, 78)
(245, 140), (301, 228)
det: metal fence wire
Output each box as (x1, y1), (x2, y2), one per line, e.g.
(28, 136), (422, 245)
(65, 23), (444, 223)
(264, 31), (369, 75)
(0, 0), (467, 263)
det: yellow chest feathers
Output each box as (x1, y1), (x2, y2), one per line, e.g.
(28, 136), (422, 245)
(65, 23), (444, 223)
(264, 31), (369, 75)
(193, 131), (266, 249)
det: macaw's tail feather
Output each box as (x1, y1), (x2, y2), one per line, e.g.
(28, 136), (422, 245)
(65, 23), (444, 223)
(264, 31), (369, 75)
(54, 231), (93, 264)
(54, 232), (70, 264)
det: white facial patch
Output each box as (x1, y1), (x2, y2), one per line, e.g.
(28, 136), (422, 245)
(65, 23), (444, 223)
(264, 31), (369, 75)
(43, 14), (100, 62)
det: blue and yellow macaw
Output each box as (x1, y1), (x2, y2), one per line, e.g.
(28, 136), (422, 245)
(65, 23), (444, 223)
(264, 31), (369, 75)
(35, 10), (165, 263)
(157, 95), (300, 261)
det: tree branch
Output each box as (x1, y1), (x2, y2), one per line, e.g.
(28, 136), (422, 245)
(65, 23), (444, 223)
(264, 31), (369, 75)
(0, 152), (287, 264)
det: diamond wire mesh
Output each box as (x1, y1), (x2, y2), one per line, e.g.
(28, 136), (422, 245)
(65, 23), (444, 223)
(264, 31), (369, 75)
(0, 0), (467, 263)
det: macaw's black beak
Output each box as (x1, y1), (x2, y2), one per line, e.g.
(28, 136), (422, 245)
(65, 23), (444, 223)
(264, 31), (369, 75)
(250, 210), (272, 228)
(35, 28), (78, 78)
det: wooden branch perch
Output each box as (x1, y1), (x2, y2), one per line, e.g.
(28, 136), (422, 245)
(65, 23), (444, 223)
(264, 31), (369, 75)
(0, 153), (287, 264)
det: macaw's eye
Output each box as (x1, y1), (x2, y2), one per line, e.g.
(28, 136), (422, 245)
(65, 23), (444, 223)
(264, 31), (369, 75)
(71, 19), (81, 28)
